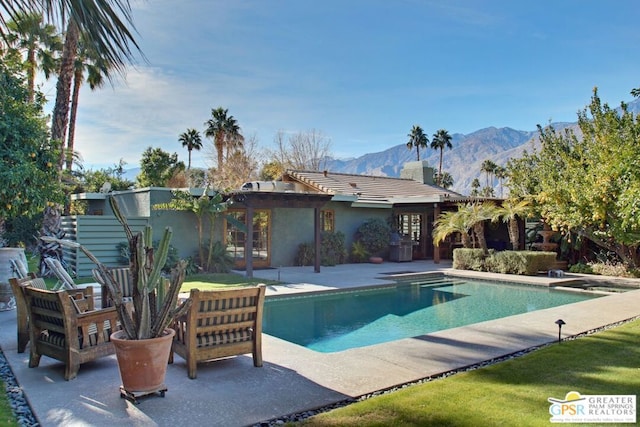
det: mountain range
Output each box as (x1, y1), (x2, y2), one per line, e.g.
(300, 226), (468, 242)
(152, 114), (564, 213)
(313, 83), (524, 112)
(123, 97), (639, 196)
(325, 97), (640, 196)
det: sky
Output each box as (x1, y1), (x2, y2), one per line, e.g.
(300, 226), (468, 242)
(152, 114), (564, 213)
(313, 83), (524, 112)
(37, 0), (640, 172)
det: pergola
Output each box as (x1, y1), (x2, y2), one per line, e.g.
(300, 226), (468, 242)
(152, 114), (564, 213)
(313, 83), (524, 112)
(229, 191), (333, 278)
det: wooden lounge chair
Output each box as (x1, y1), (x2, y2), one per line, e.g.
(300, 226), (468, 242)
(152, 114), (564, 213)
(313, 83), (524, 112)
(9, 274), (48, 353)
(23, 287), (117, 380)
(44, 257), (77, 290)
(91, 267), (134, 308)
(170, 285), (266, 379)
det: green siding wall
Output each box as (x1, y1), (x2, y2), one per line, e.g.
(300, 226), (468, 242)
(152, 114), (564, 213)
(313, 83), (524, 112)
(61, 215), (149, 277)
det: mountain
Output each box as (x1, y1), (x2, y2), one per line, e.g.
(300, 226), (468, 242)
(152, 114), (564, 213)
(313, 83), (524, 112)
(324, 126), (543, 196)
(324, 97), (640, 195)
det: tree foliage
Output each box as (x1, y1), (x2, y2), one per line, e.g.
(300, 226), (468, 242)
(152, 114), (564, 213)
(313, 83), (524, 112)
(506, 88), (640, 267)
(431, 128), (453, 184)
(268, 129), (332, 171)
(0, 54), (63, 245)
(406, 125), (428, 161)
(136, 147), (185, 188)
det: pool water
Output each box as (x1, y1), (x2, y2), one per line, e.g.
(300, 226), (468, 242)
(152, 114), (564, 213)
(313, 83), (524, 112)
(262, 276), (601, 353)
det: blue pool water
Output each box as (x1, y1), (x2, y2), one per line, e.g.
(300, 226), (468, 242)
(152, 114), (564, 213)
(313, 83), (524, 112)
(262, 276), (601, 353)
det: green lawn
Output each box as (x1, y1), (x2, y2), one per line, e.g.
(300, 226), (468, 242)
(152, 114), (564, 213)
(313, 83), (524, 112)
(298, 319), (640, 426)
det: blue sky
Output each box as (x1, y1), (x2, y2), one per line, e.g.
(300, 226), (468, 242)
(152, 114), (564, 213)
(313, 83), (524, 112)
(39, 0), (640, 171)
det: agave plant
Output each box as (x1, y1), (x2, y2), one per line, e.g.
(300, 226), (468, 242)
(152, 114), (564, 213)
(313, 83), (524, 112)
(43, 196), (191, 340)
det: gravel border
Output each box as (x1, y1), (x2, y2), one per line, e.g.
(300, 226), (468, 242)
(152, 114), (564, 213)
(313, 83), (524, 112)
(0, 348), (39, 426)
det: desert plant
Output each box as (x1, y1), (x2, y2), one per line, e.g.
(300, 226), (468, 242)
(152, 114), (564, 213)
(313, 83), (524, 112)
(350, 240), (369, 263)
(44, 196), (191, 340)
(117, 240), (179, 273)
(204, 240), (234, 273)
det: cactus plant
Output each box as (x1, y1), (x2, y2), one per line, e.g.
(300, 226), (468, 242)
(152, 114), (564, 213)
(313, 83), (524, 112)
(43, 196), (191, 340)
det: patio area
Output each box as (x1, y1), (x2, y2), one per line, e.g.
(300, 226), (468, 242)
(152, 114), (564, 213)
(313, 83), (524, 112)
(1, 260), (640, 426)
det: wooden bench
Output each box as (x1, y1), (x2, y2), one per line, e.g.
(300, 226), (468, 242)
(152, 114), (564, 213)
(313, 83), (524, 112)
(170, 285), (266, 379)
(24, 287), (117, 380)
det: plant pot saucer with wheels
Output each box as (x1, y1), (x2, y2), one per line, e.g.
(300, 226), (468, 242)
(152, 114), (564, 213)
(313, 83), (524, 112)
(111, 328), (175, 404)
(369, 256), (383, 264)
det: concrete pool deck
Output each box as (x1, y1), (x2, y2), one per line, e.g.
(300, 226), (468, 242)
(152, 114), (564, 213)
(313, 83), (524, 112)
(1, 260), (639, 426)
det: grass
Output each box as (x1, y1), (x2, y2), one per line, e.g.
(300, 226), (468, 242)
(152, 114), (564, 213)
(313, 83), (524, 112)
(298, 318), (640, 426)
(181, 272), (280, 291)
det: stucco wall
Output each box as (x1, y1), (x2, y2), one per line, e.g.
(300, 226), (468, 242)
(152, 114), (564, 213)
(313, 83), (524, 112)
(269, 207), (316, 267)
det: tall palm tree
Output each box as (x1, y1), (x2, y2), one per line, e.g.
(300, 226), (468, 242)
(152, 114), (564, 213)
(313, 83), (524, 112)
(4, 12), (61, 103)
(179, 128), (203, 170)
(480, 159), (498, 190)
(430, 129), (453, 185)
(494, 166), (507, 198)
(42, 0), (143, 171)
(406, 125), (428, 161)
(66, 32), (110, 170)
(204, 107), (243, 171)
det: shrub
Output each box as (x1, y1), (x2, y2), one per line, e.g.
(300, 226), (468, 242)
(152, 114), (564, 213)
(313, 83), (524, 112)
(487, 251), (527, 275)
(453, 249), (557, 275)
(321, 231), (347, 266)
(522, 251), (557, 275)
(295, 232), (347, 266)
(295, 242), (315, 266)
(569, 262), (594, 274)
(355, 218), (391, 256)
(453, 248), (485, 271)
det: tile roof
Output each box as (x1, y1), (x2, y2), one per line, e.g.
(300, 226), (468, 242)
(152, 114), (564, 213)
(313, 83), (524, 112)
(285, 170), (464, 204)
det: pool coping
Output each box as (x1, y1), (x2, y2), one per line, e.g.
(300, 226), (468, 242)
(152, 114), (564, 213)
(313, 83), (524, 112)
(261, 269), (640, 399)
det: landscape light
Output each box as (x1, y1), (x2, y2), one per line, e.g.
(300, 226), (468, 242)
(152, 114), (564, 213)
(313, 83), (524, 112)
(555, 319), (566, 343)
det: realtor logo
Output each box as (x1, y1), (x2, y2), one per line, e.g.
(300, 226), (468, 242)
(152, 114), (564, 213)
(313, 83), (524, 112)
(548, 391), (636, 423)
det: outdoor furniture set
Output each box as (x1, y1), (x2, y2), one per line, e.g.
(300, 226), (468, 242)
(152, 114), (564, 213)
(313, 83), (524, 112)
(8, 264), (266, 383)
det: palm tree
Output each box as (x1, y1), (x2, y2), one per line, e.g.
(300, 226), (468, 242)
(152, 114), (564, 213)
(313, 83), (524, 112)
(460, 202), (499, 254)
(406, 125), (428, 161)
(4, 12), (62, 103)
(494, 166), (507, 198)
(496, 198), (531, 250)
(204, 107), (243, 171)
(430, 129), (453, 185)
(179, 128), (203, 170)
(433, 208), (473, 249)
(480, 159), (498, 190)
(66, 32), (110, 171)
(436, 171), (454, 189)
(42, 0), (143, 171)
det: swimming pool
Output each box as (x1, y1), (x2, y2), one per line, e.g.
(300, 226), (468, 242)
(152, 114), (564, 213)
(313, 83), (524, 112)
(262, 276), (602, 353)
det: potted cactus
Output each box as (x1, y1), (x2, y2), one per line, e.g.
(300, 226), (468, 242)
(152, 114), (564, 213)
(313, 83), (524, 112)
(44, 196), (191, 400)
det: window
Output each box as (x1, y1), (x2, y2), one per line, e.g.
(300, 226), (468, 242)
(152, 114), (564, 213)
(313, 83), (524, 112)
(321, 210), (335, 232)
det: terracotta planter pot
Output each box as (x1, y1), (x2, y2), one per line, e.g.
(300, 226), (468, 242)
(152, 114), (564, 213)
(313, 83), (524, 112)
(111, 328), (175, 393)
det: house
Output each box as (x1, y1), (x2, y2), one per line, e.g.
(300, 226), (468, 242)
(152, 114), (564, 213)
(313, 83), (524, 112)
(64, 161), (510, 277)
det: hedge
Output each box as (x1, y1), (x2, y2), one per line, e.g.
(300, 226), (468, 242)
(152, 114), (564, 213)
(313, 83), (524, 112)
(453, 248), (557, 275)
